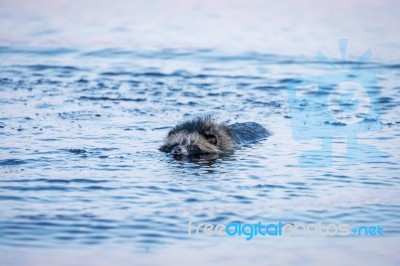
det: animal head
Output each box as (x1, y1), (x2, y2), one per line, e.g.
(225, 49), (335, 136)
(159, 116), (235, 156)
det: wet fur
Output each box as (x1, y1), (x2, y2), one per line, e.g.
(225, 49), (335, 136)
(159, 116), (235, 155)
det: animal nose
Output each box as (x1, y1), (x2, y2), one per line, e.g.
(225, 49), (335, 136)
(172, 146), (182, 154)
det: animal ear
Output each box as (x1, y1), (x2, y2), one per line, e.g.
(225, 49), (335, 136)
(204, 133), (217, 145)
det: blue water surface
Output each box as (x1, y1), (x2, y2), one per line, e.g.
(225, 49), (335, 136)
(0, 0), (399, 265)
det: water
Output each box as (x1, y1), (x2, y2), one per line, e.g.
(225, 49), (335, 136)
(1, 0), (400, 265)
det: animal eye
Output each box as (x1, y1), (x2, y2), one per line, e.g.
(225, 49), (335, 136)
(188, 145), (199, 154)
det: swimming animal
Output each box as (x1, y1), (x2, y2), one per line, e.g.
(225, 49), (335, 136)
(159, 116), (270, 156)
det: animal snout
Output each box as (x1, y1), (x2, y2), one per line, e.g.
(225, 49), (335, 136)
(172, 146), (183, 155)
